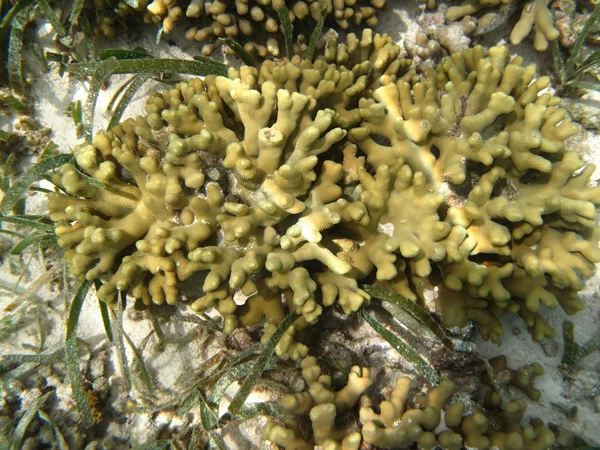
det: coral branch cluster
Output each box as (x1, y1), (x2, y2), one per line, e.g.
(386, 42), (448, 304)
(49, 32), (599, 358)
(263, 356), (555, 450)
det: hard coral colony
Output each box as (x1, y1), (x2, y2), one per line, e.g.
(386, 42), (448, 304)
(46, 24), (598, 450)
(96, 0), (387, 57)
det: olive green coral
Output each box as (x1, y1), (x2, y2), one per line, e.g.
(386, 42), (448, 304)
(263, 356), (371, 449)
(264, 358), (555, 450)
(48, 40), (599, 354)
(361, 377), (555, 449)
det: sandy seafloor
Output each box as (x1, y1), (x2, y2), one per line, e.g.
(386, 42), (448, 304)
(1, 0), (599, 448)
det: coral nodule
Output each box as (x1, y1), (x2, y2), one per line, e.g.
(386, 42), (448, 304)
(48, 34), (600, 356)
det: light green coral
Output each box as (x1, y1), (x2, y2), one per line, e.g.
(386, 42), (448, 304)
(48, 42), (599, 355)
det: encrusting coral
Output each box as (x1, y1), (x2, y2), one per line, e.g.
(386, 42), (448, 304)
(48, 28), (600, 357)
(446, 0), (560, 51)
(95, 0), (387, 57)
(263, 357), (555, 450)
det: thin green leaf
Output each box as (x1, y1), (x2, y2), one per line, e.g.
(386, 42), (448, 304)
(236, 401), (286, 420)
(29, 186), (54, 194)
(566, 1), (600, 78)
(93, 280), (113, 341)
(10, 233), (57, 255)
(362, 285), (452, 348)
(83, 57), (120, 141)
(3, 349), (64, 364)
(0, 154), (73, 215)
(8, 7), (30, 95)
(79, 13), (95, 62)
(571, 48), (600, 78)
(36, 312), (46, 352)
(37, 410), (69, 450)
(220, 38), (255, 66)
(67, 0), (84, 29)
(171, 313), (221, 332)
(0, 229), (25, 238)
(96, 8), (121, 20)
(124, 330), (155, 393)
(46, 51), (66, 63)
(0, 216), (54, 232)
(551, 40), (565, 85)
(0, 0), (33, 40)
(2, 153), (15, 192)
(566, 80), (600, 93)
(305, 11), (326, 62)
(113, 297), (132, 392)
(198, 391), (218, 431)
(72, 57), (228, 78)
(67, 100), (83, 128)
(208, 432), (227, 450)
(189, 426), (204, 450)
(275, 7), (294, 59)
(106, 75), (136, 113)
(64, 279), (95, 428)
(41, 142), (58, 160)
(74, 166), (105, 188)
(10, 392), (52, 450)
(107, 73), (152, 130)
(360, 308), (440, 385)
(2, 95), (27, 110)
(146, 309), (165, 346)
(209, 360), (256, 403)
(227, 311), (299, 415)
(36, 0), (66, 36)
(99, 48), (150, 60)
(131, 441), (171, 450)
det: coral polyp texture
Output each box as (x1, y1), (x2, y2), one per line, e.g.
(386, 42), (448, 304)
(446, 0), (560, 51)
(264, 356), (555, 449)
(48, 38), (600, 354)
(96, 0), (386, 57)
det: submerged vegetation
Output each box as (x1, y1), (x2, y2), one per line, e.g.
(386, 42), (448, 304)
(0, 0), (600, 449)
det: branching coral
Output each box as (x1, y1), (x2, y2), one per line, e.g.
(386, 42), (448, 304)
(264, 358), (555, 450)
(95, 0), (387, 57)
(48, 38), (599, 356)
(361, 377), (555, 449)
(263, 356), (372, 449)
(446, 0), (560, 51)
